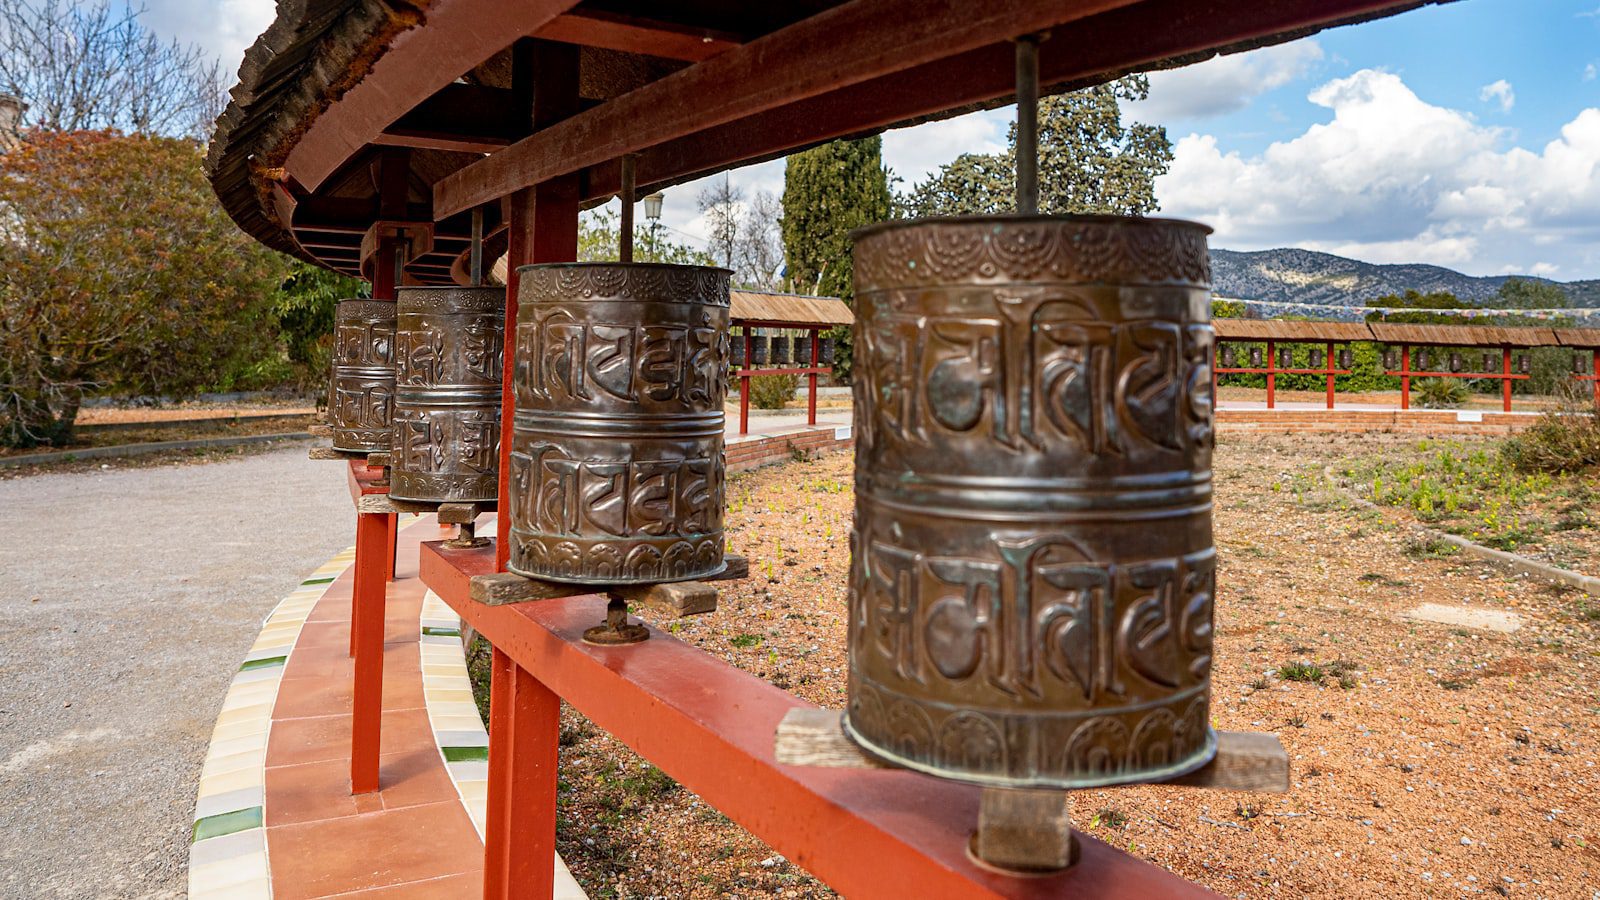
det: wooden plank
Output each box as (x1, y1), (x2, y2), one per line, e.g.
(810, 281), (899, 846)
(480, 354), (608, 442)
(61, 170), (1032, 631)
(616, 580), (718, 617)
(773, 710), (1290, 793)
(533, 10), (741, 62)
(436, 502), (483, 524)
(356, 494), (438, 515)
(309, 446), (365, 461)
(468, 572), (584, 606)
(434, 0), (1144, 218)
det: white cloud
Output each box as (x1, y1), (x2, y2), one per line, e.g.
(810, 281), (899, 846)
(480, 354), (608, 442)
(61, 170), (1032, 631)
(1157, 69), (1600, 277)
(1585, 62), (1597, 82)
(1125, 40), (1324, 122)
(144, 0), (277, 75)
(1479, 79), (1515, 113)
(883, 109), (1010, 185)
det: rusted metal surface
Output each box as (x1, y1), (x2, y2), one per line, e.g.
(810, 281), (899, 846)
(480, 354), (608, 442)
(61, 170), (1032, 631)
(330, 299), (396, 453)
(390, 286), (506, 503)
(508, 263), (730, 585)
(846, 215), (1218, 790)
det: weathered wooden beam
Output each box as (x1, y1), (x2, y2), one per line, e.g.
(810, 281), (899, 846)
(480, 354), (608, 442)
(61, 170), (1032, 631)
(614, 580), (717, 617)
(976, 788), (1075, 872)
(774, 710), (1290, 793)
(532, 10), (741, 62)
(284, 0), (583, 193)
(581, 0), (1438, 205)
(435, 0), (1145, 218)
(469, 572), (585, 605)
(374, 83), (522, 154)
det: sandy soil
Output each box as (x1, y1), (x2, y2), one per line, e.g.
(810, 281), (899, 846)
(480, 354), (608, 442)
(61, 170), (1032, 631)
(541, 435), (1598, 899)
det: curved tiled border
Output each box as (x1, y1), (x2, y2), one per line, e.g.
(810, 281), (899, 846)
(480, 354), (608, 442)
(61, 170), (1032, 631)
(188, 546), (357, 898)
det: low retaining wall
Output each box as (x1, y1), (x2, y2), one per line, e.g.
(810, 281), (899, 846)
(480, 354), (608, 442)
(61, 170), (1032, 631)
(1217, 408), (1539, 435)
(726, 423), (853, 473)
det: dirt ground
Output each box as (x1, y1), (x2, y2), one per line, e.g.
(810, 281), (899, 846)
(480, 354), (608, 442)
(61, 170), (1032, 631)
(539, 435), (1599, 899)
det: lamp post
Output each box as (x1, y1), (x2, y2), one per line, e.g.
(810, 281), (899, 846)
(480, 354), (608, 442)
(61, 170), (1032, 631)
(642, 191), (664, 259)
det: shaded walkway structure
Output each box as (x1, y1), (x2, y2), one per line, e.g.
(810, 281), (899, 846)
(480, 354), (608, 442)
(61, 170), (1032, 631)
(203, 1), (1467, 897)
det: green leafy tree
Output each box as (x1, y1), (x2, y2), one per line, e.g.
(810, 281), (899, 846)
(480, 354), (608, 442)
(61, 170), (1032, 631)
(0, 130), (287, 446)
(272, 262), (367, 395)
(1494, 277), (1568, 310)
(781, 137), (892, 382)
(902, 76), (1173, 217)
(578, 207), (715, 267)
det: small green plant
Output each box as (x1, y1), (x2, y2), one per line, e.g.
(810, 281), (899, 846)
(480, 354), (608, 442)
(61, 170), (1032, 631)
(1279, 661), (1325, 683)
(1090, 807), (1129, 830)
(1248, 676), (1269, 691)
(1500, 390), (1600, 474)
(750, 373), (802, 409)
(1414, 377), (1469, 409)
(1401, 535), (1459, 559)
(730, 633), (763, 649)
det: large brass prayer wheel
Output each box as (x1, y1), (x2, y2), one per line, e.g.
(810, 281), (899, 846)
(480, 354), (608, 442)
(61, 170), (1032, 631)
(330, 299), (396, 453)
(844, 215), (1218, 789)
(389, 286), (506, 503)
(508, 263), (731, 584)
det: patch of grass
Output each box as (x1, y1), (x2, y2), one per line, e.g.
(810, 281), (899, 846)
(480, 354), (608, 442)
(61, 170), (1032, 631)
(1091, 806), (1129, 830)
(1402, 535), (1459, 559)
(1438, 675), (1475, 691)
(1248, 676), (1270, 691)
(729, 633), (763, 649)
(1279, 661), (1326, 683)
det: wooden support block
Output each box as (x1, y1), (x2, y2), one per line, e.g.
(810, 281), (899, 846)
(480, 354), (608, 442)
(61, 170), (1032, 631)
(708, 554), (748, 582)
(774, 708), (890, 769)
(308, 423), (333, 437)
(468, 572), (583, 606)
(615, 580), (718, 617)
(366, 451), (392, 468)
(772, 709), (1289, 793)
(975, 787), (1075, 872)
(1164, 731), (1290, 793)
(356, 494), (438, 515)
(309, 446), (360, 460)
(436, 502), (481, 524)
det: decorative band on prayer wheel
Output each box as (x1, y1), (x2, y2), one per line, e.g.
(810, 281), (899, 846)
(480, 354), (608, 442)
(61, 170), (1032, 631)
(388, 286), (506, 503)
(508, 263), (731, 585)
(844, 215), (1218, 789)
(330, 299), (396, 453)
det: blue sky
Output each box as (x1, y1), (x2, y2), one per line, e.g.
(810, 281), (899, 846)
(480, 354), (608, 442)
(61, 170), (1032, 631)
(159, 0), (1600, 279)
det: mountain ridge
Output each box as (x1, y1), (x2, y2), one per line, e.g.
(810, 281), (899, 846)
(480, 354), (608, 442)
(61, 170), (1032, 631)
(1211, 248), (1600, 309)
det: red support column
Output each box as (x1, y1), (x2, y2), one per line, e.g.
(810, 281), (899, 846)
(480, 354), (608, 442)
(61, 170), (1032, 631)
(350, 510), (389, 793)
(806, 326), (819, 426)
(385, 512), (398, 582)
(1502, 346), (1513, 412)
(1325, 341), (1335, 410)
(1592, 352), (1600, 407)
(503, 663), (561, 899)
(1401, 345), (1411, 410)
(483, 646), (514, 897)
(739, 324), (751, 435)
(1266, 340), (1276, 409)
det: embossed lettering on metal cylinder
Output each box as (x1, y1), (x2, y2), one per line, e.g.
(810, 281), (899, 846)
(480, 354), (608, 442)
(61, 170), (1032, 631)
(844, 215), (1218, 789)
(389, 286), (506, 503)
(508, 263), (731, 585)
(330, 299), (396, 453)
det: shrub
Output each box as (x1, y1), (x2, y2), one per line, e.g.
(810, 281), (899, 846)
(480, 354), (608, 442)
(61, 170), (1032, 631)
(750, 373), (801, 409)
(1414, 377), (1469, 409)
(1500, 388), (1600, 474)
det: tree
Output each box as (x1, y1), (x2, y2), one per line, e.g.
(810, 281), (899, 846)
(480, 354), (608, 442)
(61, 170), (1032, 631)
(273, 263), (369, 395)
(782, 137), (893, 382)
(577, 207), (716, 267)
(698, 174), (742, 271)
(0, 131), (288, 446)
(901, 76), (1173, 217)
(0, 0), (223, 138)
(1494, 278), (1568, 310)
(734, 191), (784, 290)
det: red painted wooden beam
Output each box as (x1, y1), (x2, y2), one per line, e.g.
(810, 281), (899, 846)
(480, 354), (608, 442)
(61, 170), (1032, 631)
(419, 541), (1219, 900)
(433, 0), (1146, 218)
(533, 10), (741, 62)
(284, 0), (583, 194)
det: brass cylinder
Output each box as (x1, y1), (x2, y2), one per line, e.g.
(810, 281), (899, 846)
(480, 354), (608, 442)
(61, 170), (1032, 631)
(389, 286), (506, 503)
(330, 299), (396, 453)
(509, 263), (731, 585)
(845, 215), (1218, 789)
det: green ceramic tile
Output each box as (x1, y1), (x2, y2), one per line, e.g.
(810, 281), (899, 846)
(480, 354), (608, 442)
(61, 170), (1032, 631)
(192, 806), (262, 843)
(442, 745), (489, 762)
(238, 656), (286, 672)
(300, 576), (335, 585)
(421, 626), (461, 637)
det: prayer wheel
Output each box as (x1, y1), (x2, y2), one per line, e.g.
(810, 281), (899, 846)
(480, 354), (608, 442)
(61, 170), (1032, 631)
(1449, 353), (1463, 373)
(771, 335), (792, 366)
(1221, 345), (1236, 368)
(1309, 348), (1324, 368)
(1417, 350), (1430, 370)
(845, 215), (1218, 789)
(820, 336), (836, 366)
(508, 263), (731, 585)
(795, 335), (813, 366)
(731, 333), (746, 367)
(1575, 352), (1589, 375)
(1250, 346), (1263, 367)
(330, 299), (396, 453)
(1339, 348), (1353, 369)
(1277, 347), (1292, 369)
(388, 287), (506, 503)
(1384, 349), (1399, 370)
(750, 334), (770, 366)
(1518, 353), (1530, 375)
(1485, 353), (1496, 373)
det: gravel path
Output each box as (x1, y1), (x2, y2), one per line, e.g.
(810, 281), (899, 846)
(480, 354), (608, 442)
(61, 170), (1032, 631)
(0, 445), (351, 899)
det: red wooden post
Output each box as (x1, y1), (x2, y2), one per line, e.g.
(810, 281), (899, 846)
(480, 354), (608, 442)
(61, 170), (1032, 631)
(1592, 352), (1600, 407)
(807, 326), (820, 426)
(385, 512), (398, 581)
(483, 646), (515, 897)
(1210, 342), (1218, 412)
(1325, 341), (1335, 410)
(1401, 344), (1411, 410)
(503, 662), (561, 898)
(1502, 346), (1513, 412)
(739, 324), (752, 435)
(1265, 339), (1276, 409)
(350, 509), (390, 793)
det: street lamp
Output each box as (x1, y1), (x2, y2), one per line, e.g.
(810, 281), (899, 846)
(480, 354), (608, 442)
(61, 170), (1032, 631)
(642, 192), (664, 258)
